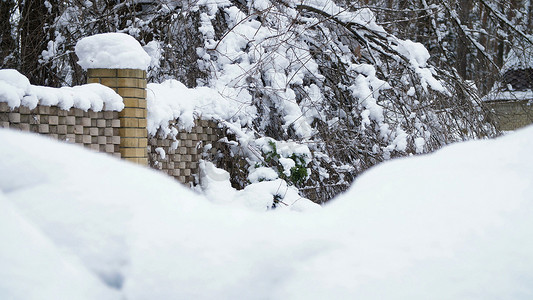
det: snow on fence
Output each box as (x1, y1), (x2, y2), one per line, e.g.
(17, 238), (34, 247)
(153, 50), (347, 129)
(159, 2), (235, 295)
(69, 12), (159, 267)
(0, 33), (229, 186)
(0, 68), (224, 186)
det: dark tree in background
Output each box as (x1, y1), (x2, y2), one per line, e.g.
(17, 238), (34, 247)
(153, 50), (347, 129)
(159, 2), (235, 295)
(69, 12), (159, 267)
(367, 0), (532, 95)
(0, 0), (16, 69)
(4, 0), (531, 92)
(1, 0), (59, 85)
(19, 0), (49, 84)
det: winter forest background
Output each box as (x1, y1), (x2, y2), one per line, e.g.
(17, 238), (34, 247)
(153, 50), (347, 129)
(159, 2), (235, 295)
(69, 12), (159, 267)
(1, 0), (532, 202)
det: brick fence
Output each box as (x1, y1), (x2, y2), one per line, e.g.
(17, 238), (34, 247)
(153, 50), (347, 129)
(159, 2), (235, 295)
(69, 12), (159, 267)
(0, 102), (121, 156)
(0, 67), (224, 186)
(148, 119), (223, 184)
(4, 68), (532, 187)
(88, 68), (149, 164)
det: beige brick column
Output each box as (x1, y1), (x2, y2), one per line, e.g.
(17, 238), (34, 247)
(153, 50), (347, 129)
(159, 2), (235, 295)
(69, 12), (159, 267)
(87, 68), (148, 165)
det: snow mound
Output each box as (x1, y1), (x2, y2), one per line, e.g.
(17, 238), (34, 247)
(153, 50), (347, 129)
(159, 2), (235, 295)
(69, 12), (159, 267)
(2, 125), (533, 299)
(0, 69), (123, 111)
(303, 125), (533, 299)
(0, 194), (120, 300)
(75, 33), (151, 71)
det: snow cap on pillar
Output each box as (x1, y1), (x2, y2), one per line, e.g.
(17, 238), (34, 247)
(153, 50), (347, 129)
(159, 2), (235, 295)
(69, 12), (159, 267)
(75, 33), (151, 71)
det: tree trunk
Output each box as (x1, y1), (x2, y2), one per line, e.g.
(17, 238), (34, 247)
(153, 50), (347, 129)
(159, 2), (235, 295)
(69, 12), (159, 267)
(456, 0), (473, 79)
(19, 0), (53, 85)
(0, 0), (16, 68)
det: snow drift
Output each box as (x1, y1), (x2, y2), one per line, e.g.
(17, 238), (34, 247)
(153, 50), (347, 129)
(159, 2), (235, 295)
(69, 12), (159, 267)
(1, 126), (533, 299)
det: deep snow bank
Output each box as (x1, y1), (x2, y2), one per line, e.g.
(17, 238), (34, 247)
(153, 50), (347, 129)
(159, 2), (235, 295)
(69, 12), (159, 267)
(1, 126), (533, 299)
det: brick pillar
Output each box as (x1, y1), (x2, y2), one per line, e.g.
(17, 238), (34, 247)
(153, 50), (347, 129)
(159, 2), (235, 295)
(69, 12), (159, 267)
(87, 68), (148, 165)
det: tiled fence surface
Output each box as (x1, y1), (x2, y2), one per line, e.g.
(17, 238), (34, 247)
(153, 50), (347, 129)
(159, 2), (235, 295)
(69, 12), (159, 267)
(0, 101), (223, 185)
(88, 68), (149, 165)
(0, 102), (121, 156)
(148, 120), (223, 184)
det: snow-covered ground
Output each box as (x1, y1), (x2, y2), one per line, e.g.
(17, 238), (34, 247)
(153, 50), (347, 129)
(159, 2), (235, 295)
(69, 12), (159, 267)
(1, 126), (533, 299)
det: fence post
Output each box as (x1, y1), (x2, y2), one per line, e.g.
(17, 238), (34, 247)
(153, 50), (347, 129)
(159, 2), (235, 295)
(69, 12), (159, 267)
(87, 68), (148, 165)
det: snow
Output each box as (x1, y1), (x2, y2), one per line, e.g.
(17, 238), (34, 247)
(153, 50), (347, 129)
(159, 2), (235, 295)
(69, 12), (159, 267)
(0, 69), (123, 111)
(252, 0), (271, 10)
(255, 137), (311, 161)
(198, 160), (318, 211)
(186, 0), (447, 177)
(349, 71), (386, 127)
(142, 40), (162, 70)
(414, 136), (426, 153)
(2, 126), (533, 298)
(279, 157), (296, 176)
(196, 0), (326, 138)
(154, 147), (165, 159)
(0, 196), (119, 300)
(301, 0), (385, 32)
(75, 33), (151, 71)
(41, 33), (65, 63)
(146, 79), (255, 136)
(388, 128), (408, 152)
(393, 39), (446, 92)
(247, 166), (279, 183)
(395, 39), (430, 68)
(483, 89), (533, 102)
(320, 126), (533, 299)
